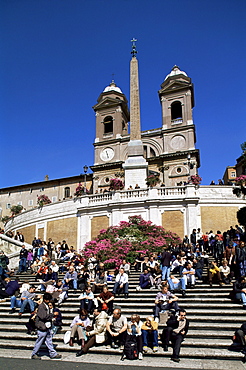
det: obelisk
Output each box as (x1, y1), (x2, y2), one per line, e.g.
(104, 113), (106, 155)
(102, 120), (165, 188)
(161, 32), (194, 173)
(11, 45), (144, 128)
(123, 39), (148, 189)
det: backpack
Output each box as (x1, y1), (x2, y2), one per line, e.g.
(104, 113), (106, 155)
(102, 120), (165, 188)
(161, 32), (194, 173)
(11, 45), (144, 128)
(122, 335), (138, 360)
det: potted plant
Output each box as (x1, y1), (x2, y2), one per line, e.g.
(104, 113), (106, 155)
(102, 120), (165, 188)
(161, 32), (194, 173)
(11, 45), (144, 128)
(109, 178), (124, 191)
(37, 194), (51, 207)
(190, 175), (202, 185)
(145, 174), (161, 187)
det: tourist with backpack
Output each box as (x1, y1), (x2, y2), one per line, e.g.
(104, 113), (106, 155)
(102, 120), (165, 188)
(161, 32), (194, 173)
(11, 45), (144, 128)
(121, 314), (143, 361)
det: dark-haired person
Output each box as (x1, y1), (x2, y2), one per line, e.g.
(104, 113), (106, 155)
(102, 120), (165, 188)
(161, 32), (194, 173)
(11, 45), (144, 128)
(31, 292), (62, 360)
(76, 307), (108, 357)
(69, 308), (91, 347)
(161, 309), (189, 363)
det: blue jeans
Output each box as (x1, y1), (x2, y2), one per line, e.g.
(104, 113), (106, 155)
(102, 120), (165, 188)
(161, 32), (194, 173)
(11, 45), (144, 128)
(18, 258), (27, 273)
(19, 299), (36, 313)
(62, 279), (77, 290)
(161, 266), (170, 280)
(236, 292), (246, 305)
(139, 275), (150, 289)
(32, 329), (57, 358)
(142, 329), (158, 347)
(195, 268), (203, 280)
(11, 296), (22, 309)
(113, 282), (129, 294)
(167, 277), (186, 291)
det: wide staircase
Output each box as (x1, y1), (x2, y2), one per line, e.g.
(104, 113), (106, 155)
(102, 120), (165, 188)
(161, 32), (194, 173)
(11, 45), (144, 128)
(0, 267), (245, 362)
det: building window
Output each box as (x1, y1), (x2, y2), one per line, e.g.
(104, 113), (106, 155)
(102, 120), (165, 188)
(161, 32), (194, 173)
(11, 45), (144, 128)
(64, 187), (70, 198)
(6, 203), (11, 209)
(17, 201), (22, 206)
(176, 167), (182, 173)
(52, 196), (57, 203)
(230, 171), (236, 178)
(28, 200), (33, 206)
(171, 101), (182, 122)
(104, 116), (113, 134)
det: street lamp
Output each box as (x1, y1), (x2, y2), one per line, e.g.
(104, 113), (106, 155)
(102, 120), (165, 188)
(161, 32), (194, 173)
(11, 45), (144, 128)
(83, 165), (88, 194)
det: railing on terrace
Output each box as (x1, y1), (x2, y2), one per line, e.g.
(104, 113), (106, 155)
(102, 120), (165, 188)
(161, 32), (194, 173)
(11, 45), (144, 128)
(85, 186), (187, 205)
(157, 186), (186, 196)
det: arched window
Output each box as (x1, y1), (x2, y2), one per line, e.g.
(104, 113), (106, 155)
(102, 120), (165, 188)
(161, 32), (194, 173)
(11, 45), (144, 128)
(104, 116), (113, 134)
(64, 187), (70, 198)
(171, 101), (182, 121)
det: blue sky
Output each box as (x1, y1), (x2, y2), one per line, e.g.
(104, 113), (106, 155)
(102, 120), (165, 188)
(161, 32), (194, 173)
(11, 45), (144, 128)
(1, 0), (245, 188)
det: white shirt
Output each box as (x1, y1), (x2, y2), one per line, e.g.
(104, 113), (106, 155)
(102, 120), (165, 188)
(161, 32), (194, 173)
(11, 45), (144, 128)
(115, 273), (128, 284)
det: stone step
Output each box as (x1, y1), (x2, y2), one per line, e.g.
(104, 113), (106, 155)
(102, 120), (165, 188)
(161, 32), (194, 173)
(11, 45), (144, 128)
(0, 339), (243, 360)
(0, 325), (234, 339)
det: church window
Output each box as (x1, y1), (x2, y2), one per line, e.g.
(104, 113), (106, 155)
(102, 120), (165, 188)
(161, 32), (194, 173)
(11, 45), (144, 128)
(6, 203), (11, 209)
(52, 196), (57, 203)
(171, 101), (182, 122)
(64, 187), (70, 198)
(104, 116), (113, 134)
(28, 200), (33, 206)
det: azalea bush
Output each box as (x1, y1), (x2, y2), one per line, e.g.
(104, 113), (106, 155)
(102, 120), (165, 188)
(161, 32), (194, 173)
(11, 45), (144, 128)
(190, 175), (202, 185)
(233, 176), (246, 198)
(83, 215), (181, 268)
(109, 178), (124, 191)
(235, 175), (246, 185)
(37, 194), (51, 207)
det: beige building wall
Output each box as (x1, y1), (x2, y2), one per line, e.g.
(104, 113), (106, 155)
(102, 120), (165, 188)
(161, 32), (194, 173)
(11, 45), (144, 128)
(91, 216), (109, 240)
(17, 225), (36, 244)
(47, 218), (77, 248)
(201, 206), (238, 233)
(162, 210), (184, 239)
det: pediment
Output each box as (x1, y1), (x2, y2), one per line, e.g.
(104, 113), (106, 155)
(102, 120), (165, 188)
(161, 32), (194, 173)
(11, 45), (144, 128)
(160, 79), (191, 93)
(93, 97), (124, 110)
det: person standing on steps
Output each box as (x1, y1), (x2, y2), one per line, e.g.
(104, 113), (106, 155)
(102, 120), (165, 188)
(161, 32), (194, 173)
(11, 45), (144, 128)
(160, 247), (173, 281)
(161, 309), (189, 363)
(31, 292), (62, 360)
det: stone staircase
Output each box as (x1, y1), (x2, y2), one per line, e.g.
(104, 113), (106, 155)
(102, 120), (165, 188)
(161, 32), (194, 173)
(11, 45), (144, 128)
(0, 269), (245, 361)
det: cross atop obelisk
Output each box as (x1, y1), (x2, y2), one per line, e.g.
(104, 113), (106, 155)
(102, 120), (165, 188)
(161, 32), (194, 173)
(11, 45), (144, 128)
(130, 38), (141, 141)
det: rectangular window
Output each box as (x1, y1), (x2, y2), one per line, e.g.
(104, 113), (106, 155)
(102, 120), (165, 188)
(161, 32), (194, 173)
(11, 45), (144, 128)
(6, 203), (11, 209)
(17, 201), (22, 206)
(28, 200), (33, 206)
(52, 196), (57, 203)
(230, 172), (236, 178)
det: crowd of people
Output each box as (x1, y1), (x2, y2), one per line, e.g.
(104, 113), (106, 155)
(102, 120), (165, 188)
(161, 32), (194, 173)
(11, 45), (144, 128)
(0, 224), (245, 361)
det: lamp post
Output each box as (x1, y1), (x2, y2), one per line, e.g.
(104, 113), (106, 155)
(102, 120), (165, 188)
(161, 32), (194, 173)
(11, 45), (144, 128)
(83, 165), (88, 194)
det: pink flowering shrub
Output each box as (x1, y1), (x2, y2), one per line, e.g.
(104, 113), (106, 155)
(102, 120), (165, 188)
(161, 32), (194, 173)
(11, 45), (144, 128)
(190, 175), (202, 185)
(109, 178), (124, 191)
(37, 194), (51, 207)
(83, 215), (181, 268)
(235, 175), (246, 185)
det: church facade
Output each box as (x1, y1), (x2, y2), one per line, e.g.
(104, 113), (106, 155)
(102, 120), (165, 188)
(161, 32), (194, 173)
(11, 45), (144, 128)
(92, 65), (200, 191)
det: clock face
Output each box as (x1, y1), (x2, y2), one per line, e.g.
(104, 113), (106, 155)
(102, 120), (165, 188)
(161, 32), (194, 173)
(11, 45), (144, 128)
(100, 147), (115, 162)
